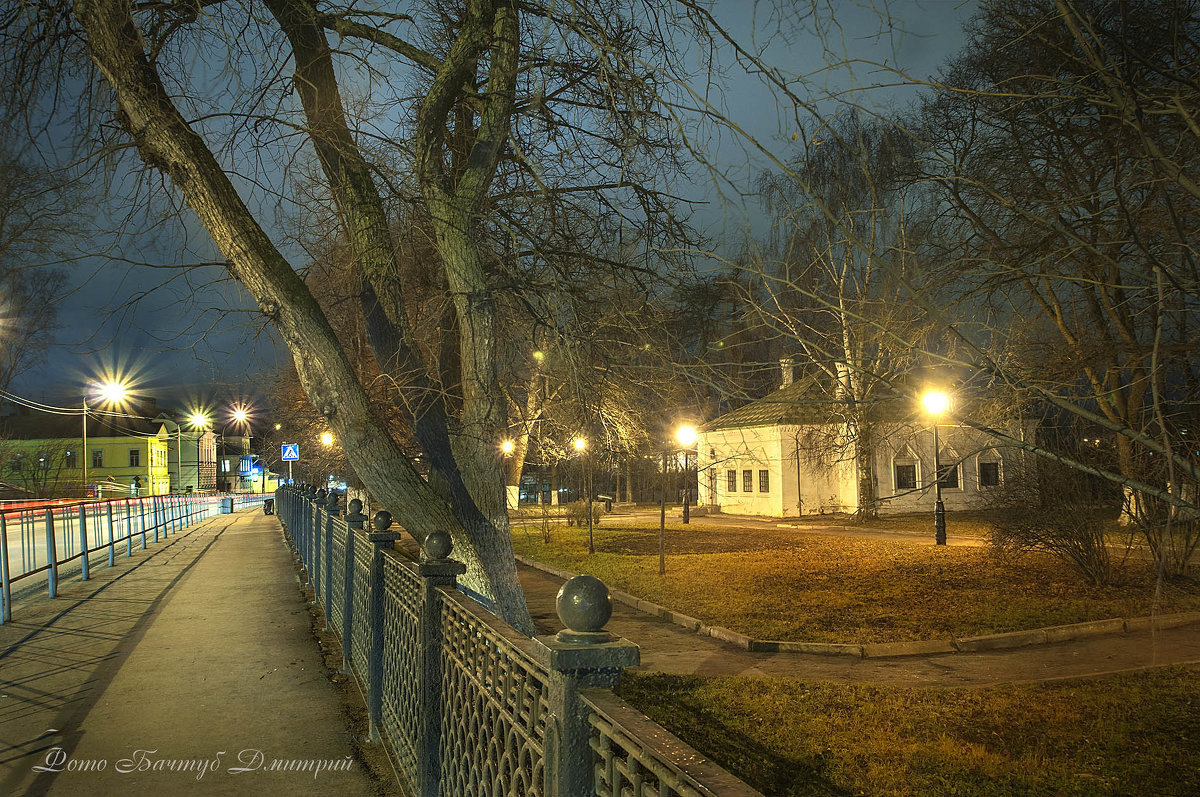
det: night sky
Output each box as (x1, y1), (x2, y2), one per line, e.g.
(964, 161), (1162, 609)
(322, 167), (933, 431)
(14, 0), (973, 412)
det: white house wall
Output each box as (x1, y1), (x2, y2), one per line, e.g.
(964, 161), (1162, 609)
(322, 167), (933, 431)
(873, 421), (1032, 515)
(698, 424), (859, 518)
(700, 417), (1034, 518)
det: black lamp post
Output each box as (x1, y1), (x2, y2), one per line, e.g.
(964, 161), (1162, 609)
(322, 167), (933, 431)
(923, 391), (950, 546)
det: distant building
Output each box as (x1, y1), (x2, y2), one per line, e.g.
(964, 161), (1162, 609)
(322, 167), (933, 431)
(0, 407), (173, 498)
(696, 368), (1034, 518)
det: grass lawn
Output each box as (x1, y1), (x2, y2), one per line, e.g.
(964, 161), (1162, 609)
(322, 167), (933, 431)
(510, 517), (1200, 642)
(621, 666), (1200, 796)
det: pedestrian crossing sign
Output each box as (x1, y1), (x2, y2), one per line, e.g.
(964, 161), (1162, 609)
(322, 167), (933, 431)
(282, 443), (299, 461)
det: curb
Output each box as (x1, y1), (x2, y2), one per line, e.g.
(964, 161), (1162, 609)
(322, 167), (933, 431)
(514, 555), (1200, 659)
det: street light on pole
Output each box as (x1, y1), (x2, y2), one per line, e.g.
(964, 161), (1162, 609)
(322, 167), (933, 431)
(220, 406), (250, 492)
(572, 437), (593, 554)
(82, 380), (128, 498)
(922, 390), (950, 545)
(676, 425), (697, 524)
(188, 412), (210, 492)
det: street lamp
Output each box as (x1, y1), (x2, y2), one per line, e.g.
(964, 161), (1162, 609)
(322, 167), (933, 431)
(572, 437), (595, 554)
(922, 390), (950, 545)
(188, 412), (210, 492)
(220, 406), (251, 493)
(82, 380), (128, 498)
(676, 425), (697, 524)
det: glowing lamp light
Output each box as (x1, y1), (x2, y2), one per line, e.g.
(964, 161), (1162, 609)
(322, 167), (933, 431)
(572, 437), (587, 452)
(97, 381), (128, 404)
(501, 440), (515, 455)
(232, 407), (249, 424)
(675, 425), (697, 447)
(922, 391), (950, 416)
(321, 432), (334, 446)
(189, 412), (210, 429)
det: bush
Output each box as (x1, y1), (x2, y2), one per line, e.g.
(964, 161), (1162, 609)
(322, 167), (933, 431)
(987, 462), (1120, 586)
(565, 500), (602, 527)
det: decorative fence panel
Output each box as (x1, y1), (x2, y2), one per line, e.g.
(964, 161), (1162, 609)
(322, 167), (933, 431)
(275, 485), (761, 797)
(381, 556), (422, 790)
(438, 589), (550, 796)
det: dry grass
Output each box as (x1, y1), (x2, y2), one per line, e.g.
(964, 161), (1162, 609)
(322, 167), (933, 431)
(622, 666), (1200, 796)
(511, 520), (1200, 642)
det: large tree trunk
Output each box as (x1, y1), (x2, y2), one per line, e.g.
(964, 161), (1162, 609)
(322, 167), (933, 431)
(74, 0), (535, 635)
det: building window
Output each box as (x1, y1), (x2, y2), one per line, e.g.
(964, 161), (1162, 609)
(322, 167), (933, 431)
(726, 469), (737, 492)
(129, 449), (140, 467)
(758, 469), (770, 492)
(38, 453), (49, 471)
(979, 460), (1001, 488)
(10, 454), (22, 472)
(65, 450), (77, 469)
(92, 450), (103, 468)
(742, 470), (753, 493)
(894, 461), (917, 491)
(937, 459), (959, 490)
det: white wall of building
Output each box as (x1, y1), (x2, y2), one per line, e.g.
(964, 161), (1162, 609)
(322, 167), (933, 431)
(700, 419), (1033, 518)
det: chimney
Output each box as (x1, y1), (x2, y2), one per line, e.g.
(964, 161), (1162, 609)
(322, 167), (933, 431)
(780, 357), (795, 387)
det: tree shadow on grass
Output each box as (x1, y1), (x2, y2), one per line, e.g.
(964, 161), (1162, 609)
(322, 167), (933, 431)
(622, 673), (851, 796)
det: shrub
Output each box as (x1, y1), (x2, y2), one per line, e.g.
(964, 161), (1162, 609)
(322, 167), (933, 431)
(987, 462), (1120, 586)
(565, 500), (602, 527)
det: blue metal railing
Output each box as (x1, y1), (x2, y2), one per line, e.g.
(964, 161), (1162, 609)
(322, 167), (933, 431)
(0, 492), (270, 623)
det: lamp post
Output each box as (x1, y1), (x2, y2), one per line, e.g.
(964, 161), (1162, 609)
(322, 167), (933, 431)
(676, 425), (697, 524)
(220, 407), (249, 493)
(922, 391), (950, 545)
(82, 381), (128, 499)
(187, 413), (211, 492)
(572, 437), (593, 554)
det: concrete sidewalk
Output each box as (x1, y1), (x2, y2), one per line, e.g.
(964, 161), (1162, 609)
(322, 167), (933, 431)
(517, 564), (1200, 686)
(0, 509), (382, 796)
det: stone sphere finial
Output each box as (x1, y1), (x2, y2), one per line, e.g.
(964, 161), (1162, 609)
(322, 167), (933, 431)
(315, 488), (328, 505)
(556, 575), (612, 635)
(422, 529), (453, 561)
(372, 510), (393, 531)
(347, 498), (363, 515)
(326, 491), (340, 508)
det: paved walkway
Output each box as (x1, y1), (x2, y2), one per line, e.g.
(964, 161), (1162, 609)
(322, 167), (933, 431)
(0, 510), (381, 796)
(516, 564), (1200, 686)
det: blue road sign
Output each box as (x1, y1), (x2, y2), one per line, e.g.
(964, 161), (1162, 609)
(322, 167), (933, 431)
(281, 443), (299, 461)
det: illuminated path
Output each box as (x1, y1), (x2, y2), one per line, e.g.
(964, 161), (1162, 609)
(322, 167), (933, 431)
(0, 510), (382, 796)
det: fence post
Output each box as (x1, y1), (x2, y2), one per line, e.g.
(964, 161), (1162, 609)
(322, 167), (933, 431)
(416, 529), (466, 796)
(106, 502), (116, 567)
(533, 575), (640, 797)
(323, 492), (341, 627)
(79, 505), (90, 582)
(367, 510), (403, 743)
(342, 499), (368, 674)
(313, 489), (327, 601)
(45, 508), (59, 598)
(1, 512), (11, 623)
(125, 499), (133, 557)
(139, 498), (147, 549)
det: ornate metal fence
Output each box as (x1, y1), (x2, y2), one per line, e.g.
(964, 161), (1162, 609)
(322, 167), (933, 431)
(0, 491), (269, 623)
(275, 485), (761, 797)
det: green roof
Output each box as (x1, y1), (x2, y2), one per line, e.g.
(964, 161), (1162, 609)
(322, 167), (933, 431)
(702, 375), (914, 432)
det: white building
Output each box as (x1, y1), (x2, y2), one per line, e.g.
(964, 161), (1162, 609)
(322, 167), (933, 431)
(696, 373), (1033, 518)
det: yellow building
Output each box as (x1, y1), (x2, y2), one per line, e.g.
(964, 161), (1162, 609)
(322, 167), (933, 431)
(0, 410), (173, 498)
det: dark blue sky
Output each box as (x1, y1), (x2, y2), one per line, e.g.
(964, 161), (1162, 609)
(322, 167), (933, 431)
(15, 0), (973, 410)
